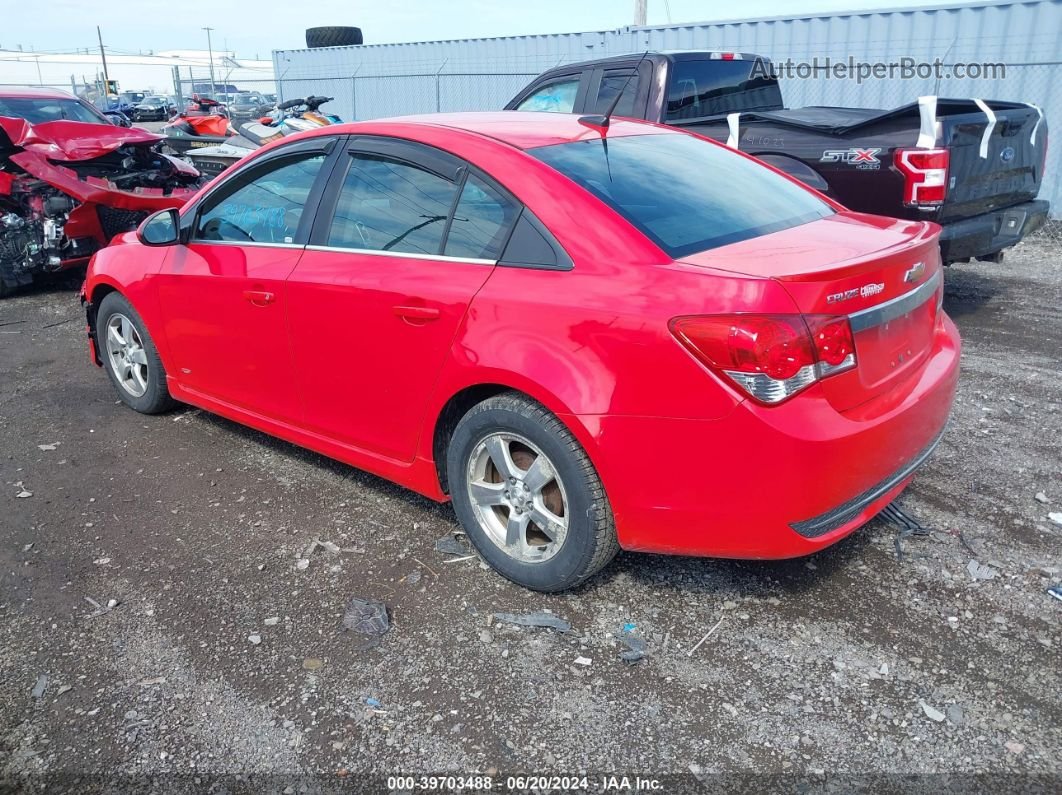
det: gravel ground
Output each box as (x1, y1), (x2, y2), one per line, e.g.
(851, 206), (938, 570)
(0, 234), (1060, 793)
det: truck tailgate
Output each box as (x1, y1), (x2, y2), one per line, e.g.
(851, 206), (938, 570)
(940, 101), (1046, 221)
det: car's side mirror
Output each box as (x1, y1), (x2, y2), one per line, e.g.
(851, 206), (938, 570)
(103, 110), (131, 127)
(138, 209), (181, 246)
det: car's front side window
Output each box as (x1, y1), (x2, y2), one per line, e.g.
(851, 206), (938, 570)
(194, 154), (327, 244)
(327, 154), (458, 256)
(516, 79), (579, 113)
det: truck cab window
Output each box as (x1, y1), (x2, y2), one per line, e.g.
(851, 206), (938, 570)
(516, 79), (579, 113)
(666, 60), (783, 121)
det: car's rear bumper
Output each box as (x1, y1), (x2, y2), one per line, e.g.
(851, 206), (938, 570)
(581, 314), (961, 559)
(938, 200), (1049, 262)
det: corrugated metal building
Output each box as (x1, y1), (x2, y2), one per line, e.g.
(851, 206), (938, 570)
(274, 0), (1062, 214)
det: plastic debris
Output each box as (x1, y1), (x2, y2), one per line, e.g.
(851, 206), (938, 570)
(15, 482), (32, 498)
(435, 533), (470, 556)
(617, 630), (647, 664)
(1048, 584), (1062, 602)
(31, 675), (47, 699)
(1048, 512), (1062, 526)
(920, 701), (946, 722)
(883, 501), (930, 561)
(967, 560), (998, 581)
(574, 656), (592, 666)
(37, 442), (59, 451)
(491, 611), (572, 633)
(365, 697), (381, 708)
(1034, 492), (1050, 504)
(342, 597), (391, 645)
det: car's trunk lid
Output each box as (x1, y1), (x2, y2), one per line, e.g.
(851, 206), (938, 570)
(678, 212), (943, 411)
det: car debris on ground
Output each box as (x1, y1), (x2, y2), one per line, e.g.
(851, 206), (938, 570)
(490, 611), (572, 633)
(342, 597), (391, 646)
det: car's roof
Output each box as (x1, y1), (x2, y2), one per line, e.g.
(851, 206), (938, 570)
(338, 111), (674, 150)
(0, 86), (80, 100)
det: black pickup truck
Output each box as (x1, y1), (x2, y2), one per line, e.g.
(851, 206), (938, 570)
(506, 51), (1049, 264)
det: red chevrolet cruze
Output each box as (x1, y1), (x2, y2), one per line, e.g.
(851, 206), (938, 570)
(82, 112), (960, 591)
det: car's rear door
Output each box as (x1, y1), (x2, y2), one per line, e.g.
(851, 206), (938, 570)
(583, 60), (654, 119)
(157, 136), (339, 422)
(287, 137), (520, 462)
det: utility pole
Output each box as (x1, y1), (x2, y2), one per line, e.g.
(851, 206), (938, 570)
(634, 0), (647, 26)
(202, 27), (216, 97)
(96, 26), (110, 95)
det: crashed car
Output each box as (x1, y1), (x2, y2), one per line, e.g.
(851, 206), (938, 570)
(0, 95), (202, 296)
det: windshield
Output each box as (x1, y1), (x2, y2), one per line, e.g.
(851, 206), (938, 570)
(531, 133), (833, 257)
(143, 96), (167, 104)
(0, 97), (106, 125)
(120, 93), (146, 104)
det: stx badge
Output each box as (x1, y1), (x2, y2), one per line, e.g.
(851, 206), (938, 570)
(820, 147), (882, 169)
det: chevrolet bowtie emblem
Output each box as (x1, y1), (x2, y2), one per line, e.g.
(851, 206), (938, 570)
(904, 262), (926, 283)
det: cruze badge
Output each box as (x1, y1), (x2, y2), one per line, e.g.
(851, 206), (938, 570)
(827, 283), (885, 304)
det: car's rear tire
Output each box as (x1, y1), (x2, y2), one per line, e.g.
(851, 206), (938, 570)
(97, 292), (176, 415)
(447, 393), (618, 592)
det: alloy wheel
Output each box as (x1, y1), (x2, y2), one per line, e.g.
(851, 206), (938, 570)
(104, 313), (149, 398)
(465, 432), (569, 563)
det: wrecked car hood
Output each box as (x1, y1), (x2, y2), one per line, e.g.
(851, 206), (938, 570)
(0, 115), (198, 211)
(0, 116), (166, 160)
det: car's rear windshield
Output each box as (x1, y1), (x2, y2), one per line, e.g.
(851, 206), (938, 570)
(0, 97), (104, 125)
(530, 132), (833, 258)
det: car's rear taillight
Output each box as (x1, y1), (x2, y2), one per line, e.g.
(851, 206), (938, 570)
(894, 148), (950, 207)
(669, 314), (856, 404)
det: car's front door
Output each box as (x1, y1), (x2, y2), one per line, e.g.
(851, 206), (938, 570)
(157, 140), (335, 421)
(287, 138), (520, 462)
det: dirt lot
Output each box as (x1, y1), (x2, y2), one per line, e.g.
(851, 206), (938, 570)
(1, 233), (1060, 792)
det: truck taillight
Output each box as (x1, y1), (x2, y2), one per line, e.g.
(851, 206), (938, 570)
(895, 148), (949, 206)
(669, 314), (856, 405)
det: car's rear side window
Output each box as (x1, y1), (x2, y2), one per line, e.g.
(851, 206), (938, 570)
(530, 133), (833, 257)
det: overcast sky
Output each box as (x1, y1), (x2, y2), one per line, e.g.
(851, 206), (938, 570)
(4, 0), (978, 57)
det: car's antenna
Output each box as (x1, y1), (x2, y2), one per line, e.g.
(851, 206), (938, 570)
(578, 50), (650, 132)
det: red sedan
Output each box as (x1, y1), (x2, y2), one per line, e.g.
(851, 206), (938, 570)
(82, 112), (960, 591)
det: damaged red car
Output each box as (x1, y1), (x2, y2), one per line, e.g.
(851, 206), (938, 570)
(0, 87), (201, 296)
(82, 113), (960, 592)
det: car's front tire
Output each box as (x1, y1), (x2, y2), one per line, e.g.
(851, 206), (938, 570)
(97, 292), (176, 415)
(447, 393), (618, 592)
